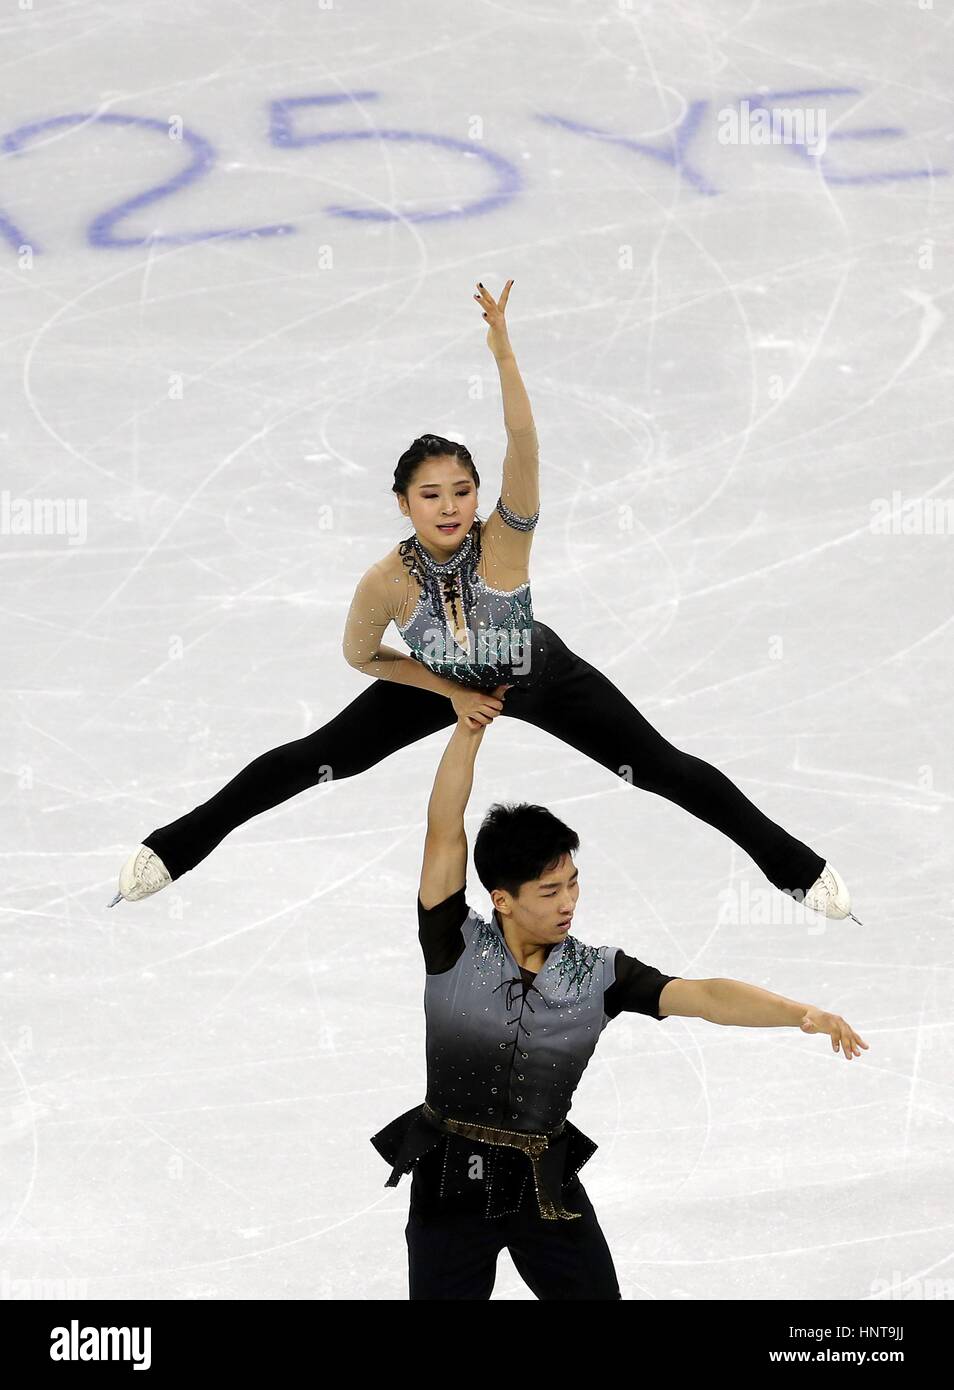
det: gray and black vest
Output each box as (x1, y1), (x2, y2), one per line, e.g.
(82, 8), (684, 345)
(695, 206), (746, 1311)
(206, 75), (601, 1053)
(371, 904), (617, 1218)
(424, 905), (615, 1133)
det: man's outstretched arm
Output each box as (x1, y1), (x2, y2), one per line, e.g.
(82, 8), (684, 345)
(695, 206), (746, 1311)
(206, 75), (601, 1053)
(418, 717), (487, 910)
(658, 979), (869, 1061)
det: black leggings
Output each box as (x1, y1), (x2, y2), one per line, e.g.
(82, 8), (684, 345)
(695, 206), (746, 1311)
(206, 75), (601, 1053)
(143, 622), (824, 894)
(405, 1181), (621, 1300)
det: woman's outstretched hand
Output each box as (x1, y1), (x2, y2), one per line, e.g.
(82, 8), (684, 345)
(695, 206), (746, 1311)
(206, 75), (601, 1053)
(473, 279), (514, 360)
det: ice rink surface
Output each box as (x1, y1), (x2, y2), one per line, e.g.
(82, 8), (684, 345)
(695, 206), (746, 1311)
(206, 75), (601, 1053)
(1, 0), (952, 1301)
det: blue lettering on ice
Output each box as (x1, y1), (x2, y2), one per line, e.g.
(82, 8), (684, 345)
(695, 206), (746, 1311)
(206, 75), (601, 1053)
(0, 84), (946, 253)
(733, 87), (948, 184)
(0, 112), (294, 252)
(0, 206), (29, 253)
(535, 101), (719, 195)
(268, 92), (522, 221)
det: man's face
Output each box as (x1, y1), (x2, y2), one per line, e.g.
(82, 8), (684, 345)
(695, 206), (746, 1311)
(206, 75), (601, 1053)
(494, 853), (580, 945)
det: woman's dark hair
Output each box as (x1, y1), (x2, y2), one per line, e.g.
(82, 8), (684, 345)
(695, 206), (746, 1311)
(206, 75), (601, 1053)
(392, 434), (481, 498)
(392, 434), (484, 539)
(474, 802), (580, 898)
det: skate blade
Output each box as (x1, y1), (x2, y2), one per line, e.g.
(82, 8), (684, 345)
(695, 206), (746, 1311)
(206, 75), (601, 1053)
(848, 911), (863, 925)
(106, 891), (124, 909)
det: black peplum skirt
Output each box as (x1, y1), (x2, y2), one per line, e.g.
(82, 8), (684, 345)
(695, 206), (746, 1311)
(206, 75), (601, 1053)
(370, 1103), (598, 1221)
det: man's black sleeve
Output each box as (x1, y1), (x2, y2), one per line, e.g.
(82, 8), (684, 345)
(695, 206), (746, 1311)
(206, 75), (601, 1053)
(417, 886), (470, 974)
(604, 949), (680, 1020)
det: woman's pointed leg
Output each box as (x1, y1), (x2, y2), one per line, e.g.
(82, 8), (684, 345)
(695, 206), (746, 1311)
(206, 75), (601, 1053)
(110, 680), (457, 903)
(504, 633), (855, 916)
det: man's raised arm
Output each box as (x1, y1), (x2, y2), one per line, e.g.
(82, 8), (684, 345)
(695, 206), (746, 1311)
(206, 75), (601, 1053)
(419, 717), (488, 910)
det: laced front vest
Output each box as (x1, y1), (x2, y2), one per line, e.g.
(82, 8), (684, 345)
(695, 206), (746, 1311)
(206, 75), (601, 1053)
(370, 889), (679, 1220)
(425, 904), (615, 1134)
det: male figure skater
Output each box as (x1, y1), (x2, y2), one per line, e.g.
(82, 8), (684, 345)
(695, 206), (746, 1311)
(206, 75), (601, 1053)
(371, 704), (869, 1301)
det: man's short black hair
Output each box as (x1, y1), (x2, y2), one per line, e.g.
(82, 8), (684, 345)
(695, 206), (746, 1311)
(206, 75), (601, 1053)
(473, 802), (580, 897)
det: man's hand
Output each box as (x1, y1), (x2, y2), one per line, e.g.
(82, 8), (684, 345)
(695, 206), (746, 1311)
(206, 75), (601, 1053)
(799, 1006), (869, 1060)
(450, 683), (512, 729)
(473, 279), (514, 360)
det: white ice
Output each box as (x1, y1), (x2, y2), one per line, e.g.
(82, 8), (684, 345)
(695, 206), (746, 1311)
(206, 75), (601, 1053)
(1, 0), (952, 1302)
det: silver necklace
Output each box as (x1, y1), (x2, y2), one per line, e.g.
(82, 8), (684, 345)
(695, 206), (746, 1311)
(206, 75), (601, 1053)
(400, 529), (478, 632)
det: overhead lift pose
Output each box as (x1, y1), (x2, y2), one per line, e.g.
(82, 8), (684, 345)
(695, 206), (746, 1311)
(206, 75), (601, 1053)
(110, 279), (860, 928)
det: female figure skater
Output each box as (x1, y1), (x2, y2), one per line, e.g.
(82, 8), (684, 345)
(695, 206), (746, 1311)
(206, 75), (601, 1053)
(109, 279), (859, 924)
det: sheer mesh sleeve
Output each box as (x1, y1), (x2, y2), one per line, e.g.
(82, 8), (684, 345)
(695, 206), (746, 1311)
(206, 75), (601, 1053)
(341, 563), (407, 681)
(499, 419), (540, 524)
(481, 420), (540, 579)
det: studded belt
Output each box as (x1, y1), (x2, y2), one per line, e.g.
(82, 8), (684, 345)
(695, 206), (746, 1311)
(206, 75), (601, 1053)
(422, 1102), (579, 1222)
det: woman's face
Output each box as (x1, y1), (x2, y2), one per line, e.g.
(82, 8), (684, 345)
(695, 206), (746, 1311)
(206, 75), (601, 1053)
(398, 454), (478, 557)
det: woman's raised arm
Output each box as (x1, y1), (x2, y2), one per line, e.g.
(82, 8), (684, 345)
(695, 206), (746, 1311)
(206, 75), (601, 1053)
(473, 279), (540, 523)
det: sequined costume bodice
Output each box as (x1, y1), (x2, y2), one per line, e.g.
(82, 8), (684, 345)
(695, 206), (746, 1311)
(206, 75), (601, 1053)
(394, 512), (539, 691)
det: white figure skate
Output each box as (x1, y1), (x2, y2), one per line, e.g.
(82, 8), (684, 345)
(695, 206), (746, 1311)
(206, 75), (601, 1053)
(106, 845), (172, 908)
(801, 863), (862, 924)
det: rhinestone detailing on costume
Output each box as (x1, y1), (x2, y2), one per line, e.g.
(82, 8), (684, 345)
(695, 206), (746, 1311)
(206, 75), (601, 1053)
(421, 1103), (580, 1221)
(544, 935), (602, 1001)
(473, 916), (506, 974)
(397, 518), (540, 690)
(423, 906), (615, 1136)
(495, 495), (539, 531)
(372, 905), (612, 1220)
